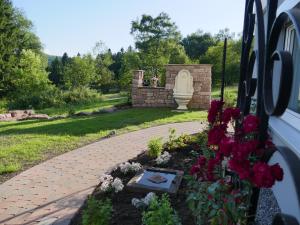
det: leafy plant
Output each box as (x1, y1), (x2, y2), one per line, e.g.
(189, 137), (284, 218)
(147, 137), (163, 157)
(142, 194), (181, 225)
(82, 197), (112, 225)
(165, 128), (192, 150)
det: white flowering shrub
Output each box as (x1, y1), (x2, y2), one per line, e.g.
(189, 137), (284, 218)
(119, 162), (142, 174)
(155, 151), (171, 165)
(99, 174), (124, 193)
(131, 192), (156, 209)
(111, 178), (124, 193)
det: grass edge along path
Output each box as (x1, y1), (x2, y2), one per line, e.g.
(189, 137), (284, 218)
(0, 108), (207, 179)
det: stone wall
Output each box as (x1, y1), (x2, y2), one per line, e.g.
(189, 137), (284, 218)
(131, 64), (212, 109)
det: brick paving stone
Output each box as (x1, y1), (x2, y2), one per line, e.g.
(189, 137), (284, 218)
(0, 121), (205, 225)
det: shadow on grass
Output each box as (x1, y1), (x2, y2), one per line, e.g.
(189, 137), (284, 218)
(0, 108), (197, 137)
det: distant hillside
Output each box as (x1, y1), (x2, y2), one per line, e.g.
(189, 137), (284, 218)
(46, 54), (61, 65)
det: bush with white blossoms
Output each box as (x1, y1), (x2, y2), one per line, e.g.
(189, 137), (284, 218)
(111, 178), (124, 193)
(155, 151), (171, 165)
(99, 174), (124, 193)
(119, 162), (142, 174)
(131, 192), (156, 209)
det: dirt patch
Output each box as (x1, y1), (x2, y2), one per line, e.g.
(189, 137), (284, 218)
(71, 143), (200, 225)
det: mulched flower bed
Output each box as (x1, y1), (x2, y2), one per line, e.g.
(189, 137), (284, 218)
(71, 143), (200, 225)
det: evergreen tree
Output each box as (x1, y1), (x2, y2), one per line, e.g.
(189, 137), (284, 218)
(48, 57), (64, 86)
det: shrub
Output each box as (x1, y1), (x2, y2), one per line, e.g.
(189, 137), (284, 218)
(147, 137), (163, 157)
(165, 128), (193, 150)
(0, 99), (8, 113)
(82, 197), (112, 225)
(62, 87), (102, 105)
(142, 194), (181, 225)
(223, 89), (237, 108)
(9, 50), (63, 109)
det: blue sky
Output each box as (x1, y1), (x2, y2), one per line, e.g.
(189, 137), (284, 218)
(12, 0), (245, 56)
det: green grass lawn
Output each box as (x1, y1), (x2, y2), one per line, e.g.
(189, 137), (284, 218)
(0, 108), (207, 175)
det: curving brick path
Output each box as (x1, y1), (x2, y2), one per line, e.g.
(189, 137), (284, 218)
(0, 121), (205, 225)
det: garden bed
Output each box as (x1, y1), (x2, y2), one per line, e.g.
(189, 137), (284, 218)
(71, 143), (201, 225)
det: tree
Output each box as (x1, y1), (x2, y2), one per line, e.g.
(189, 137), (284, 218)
(200, 39), (242, 86)
(63, 55), (96, 89)
(109, 48), (125, 80)
(181, 30), (216, 61)
(48, 57), (64, 86)
(131, 12), (181, 52)
(119, 50), (141, 89)
(61, 52), (70, 66)
(10, 50), (57, 108)
(214, 28), (235, 42)
(94, 51), (115, 92)
(130, 12), (189, 82)
(0, 0), (42, 96)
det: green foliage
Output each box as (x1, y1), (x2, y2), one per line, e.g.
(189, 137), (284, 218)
(186, 177), (251, 225)
(223, 88), (238, 108)
(119, 49), (141, 89)
(186, 177), (211, 225)
(130, 12), (190, 84)
(131, 12), (181, 52)
(0, 0), (42, 96)
(181, 30), (216, 61)
(200, 38), (241, 86)
(62, 87), (101, 105)
(9, 50), (59, 109)
(142, 194), (181, 225)
(82, 197), (112, 225)
(63, 55), (96, 89)
(0, 99), (8, 113)
(147, 137), (163, 157)
(48, 57), (64, 86)
(165, 128), (193, 150)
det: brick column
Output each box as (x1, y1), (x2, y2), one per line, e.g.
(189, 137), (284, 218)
(132, 70), (144, 106)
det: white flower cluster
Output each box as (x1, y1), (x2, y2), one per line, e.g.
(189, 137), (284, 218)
(155, 151), (171, 165)
(99, 174), (124, 193)
(131, 192), (156, 209)
(119, 162), (142, 174)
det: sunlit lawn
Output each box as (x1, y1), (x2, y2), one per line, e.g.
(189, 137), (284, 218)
(0, 108), (207, 175)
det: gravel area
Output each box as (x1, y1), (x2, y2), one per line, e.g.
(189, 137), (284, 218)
(255, 188), (281, 225)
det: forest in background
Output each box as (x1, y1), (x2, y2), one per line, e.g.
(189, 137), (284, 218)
(0, 0), (241, 110)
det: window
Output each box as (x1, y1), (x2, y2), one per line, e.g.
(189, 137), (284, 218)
(284, 25), (300, 113)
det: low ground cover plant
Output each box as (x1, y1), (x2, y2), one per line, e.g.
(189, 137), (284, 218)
(142, 194), (182, 225)
(82, 197), (112, 225)
(165, 128), (194, 150)
(147, 137), (163, 157)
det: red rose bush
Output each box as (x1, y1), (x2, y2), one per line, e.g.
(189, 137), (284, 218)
(187, 100), (284, 225)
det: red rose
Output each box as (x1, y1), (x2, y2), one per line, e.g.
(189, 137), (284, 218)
(222, 108), (232, 124)
(232, 142), (251, 162)
(271, 163), (284, 181)
(219, 137), (235, 157)
(252, 162), (275, 188)
(231, 108), (241, 119)
(190, 164), (200, 175)
(228, 159), (251, 180)
(208, 125), (226, 145)
(208, 100), (223, 124)
(197, 156), (207, 166)
(243, 115), (259, 133)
